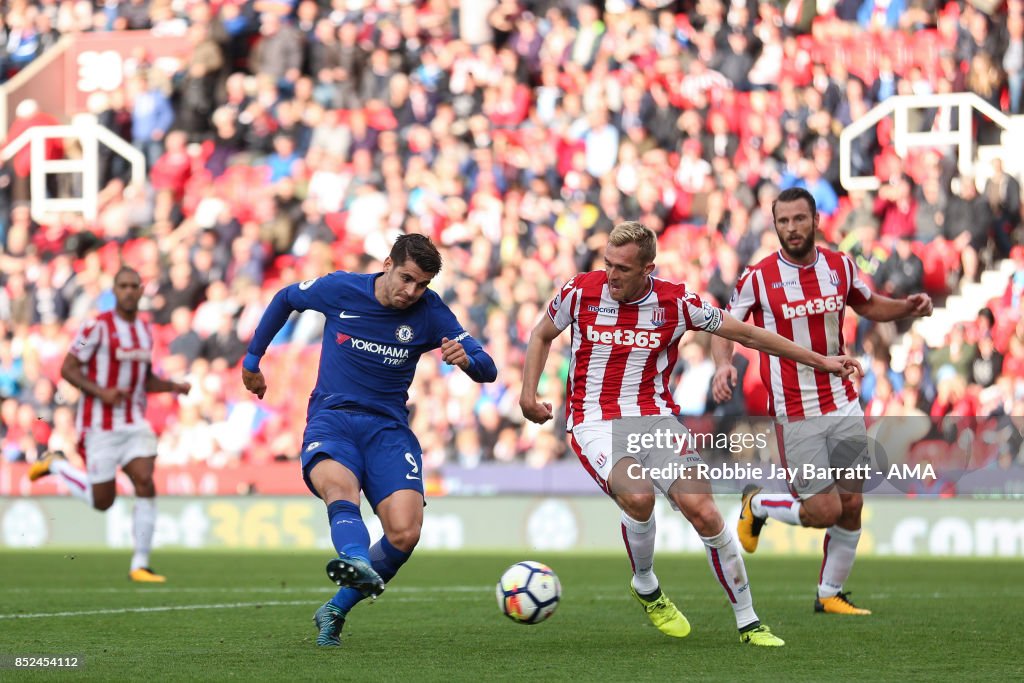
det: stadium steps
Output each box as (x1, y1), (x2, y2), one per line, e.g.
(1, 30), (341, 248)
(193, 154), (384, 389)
(889, 257), (1015, 371)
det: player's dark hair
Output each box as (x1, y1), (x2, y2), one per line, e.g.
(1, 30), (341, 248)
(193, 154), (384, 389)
(390, 234), (442, 274)
(771, 187), (817, 220)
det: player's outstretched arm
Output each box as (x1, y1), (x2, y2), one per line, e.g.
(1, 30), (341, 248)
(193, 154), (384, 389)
(852, 292), (933, 322)
(519, 315), (563, 424)
(713, 312), (863, 378)
(710, 334), (738, 403)
(241, 284), (305, 400)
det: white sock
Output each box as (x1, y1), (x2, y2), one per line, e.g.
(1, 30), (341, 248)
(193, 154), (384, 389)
(621, 511), (659, 594)
(131, 498), (157, 571)
(752, 493), (802, 526)
(701, 526), (758, 629)
(49, 459), (93, 506)
(818, 525), (861, 598)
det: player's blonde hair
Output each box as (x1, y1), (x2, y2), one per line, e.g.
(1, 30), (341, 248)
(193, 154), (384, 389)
(608, 221), (657, 265)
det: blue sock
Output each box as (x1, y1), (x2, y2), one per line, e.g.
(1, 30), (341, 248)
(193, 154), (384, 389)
(369, 535), (411, 583)
(326, 500), (370, 561)
(328, 536), (412, 614)
(330, 586), (364, 613)
(326, 500), (370, 614)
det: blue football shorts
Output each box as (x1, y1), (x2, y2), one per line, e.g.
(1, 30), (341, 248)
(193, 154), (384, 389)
(299, 408), (424, 509)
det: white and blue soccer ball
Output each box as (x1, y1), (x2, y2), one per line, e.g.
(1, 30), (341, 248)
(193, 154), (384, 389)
(496, 561), (561, 624)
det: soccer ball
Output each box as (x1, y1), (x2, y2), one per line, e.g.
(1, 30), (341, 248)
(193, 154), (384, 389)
(495, 561), (561, 624)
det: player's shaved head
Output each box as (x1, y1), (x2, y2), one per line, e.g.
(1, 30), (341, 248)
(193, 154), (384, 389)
(113, 265), (143, 319)
(390, 234), (442, 275)
(114, 265), (141, 284)
(609, 221), (656, 265)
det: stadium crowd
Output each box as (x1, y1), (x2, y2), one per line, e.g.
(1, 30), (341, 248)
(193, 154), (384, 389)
(1, 0), (1023, 475)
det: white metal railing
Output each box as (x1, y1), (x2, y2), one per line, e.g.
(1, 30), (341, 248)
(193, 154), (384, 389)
(839, 92), (1018, 191)
(0, 117), (145, 224)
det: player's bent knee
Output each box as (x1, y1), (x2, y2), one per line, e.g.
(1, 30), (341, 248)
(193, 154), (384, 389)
(133, 480), (156, 498)
(801, 496), (842, 528)
(840, 494), (863, 516)
(615, 492), (655, 521)
(838, 494), (863, 526)
(387, 526), (421, 553)
(678, 496), (723, 536)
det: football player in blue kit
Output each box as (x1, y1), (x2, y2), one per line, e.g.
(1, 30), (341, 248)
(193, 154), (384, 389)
(242, 235), (496, 646)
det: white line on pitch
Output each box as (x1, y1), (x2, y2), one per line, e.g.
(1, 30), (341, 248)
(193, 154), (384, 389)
(1, 585), (492, 595)
(0, 600), (317, 620)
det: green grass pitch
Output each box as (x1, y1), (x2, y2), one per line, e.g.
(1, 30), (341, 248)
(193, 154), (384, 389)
(1, 550), (1019, 681)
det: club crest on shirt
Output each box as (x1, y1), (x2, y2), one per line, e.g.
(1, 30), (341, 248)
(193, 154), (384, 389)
(651, 306), (666, 327)
(829, 269), (841, 287)
(395, 325), (414, 343)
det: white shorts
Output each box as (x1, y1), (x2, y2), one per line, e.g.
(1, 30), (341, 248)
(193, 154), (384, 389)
(776, 401), (869, 498)
(570, 416), (704, 497)
(82, 426), (158, 484)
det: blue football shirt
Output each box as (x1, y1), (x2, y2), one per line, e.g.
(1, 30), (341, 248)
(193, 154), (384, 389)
(245, 271), (496, 423)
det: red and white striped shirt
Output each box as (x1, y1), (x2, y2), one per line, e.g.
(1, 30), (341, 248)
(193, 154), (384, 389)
(69, 311), (153, 434)
(548, 271), (724, 430)
(726, 247), (872, 418)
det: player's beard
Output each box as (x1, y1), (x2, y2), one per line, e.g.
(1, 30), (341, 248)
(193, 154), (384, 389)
(780, 232), (815, 261)
(118, 299), (140, 315)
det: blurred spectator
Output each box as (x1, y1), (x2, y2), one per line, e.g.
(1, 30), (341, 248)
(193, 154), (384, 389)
(168, 306), (202, 363)
(153, 261), (205, 325)
(875, 236), (924, 299)
(929, 324), (977, 381)
(674, 340), (715, 417)
(199, 312), (246, 366)
(118, 0), (152, 31)
(944, 176), (993, 282)
(251, 12), (303, 92)
(874, 174), (917, 243)
(914, 177), (946, 243)
(972, 334), (1003, 389)
(128, 71), (174, 168)
(0, 11), (40, 80)
(983, 158), (1021, 258)
(176, 22), (225, 139)
(5, 99), (63, 201)
(1006, 12), (1024, 115)
(149, 130), (193, 202)
(0, 337), (24, 399)
(868, 53), (901, 103)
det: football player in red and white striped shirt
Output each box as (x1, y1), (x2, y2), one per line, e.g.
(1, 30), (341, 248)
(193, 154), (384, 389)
(711, 188), (932, 616)
(521, 221), (862, 647)
(29, 267), (190, 582)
